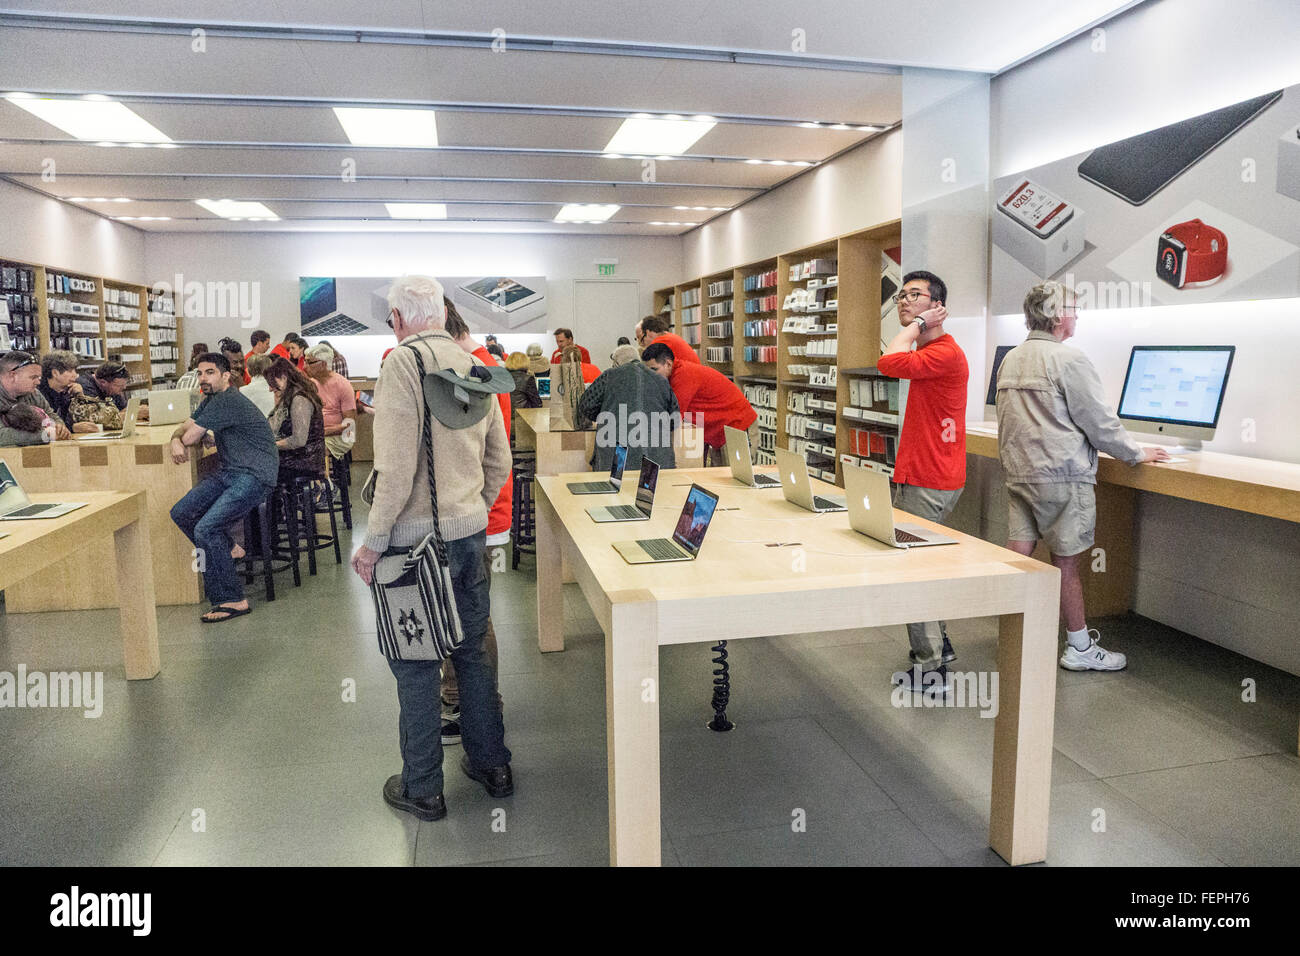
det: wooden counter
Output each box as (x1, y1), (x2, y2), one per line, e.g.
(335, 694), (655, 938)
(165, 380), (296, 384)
(514, 407), (705, 476)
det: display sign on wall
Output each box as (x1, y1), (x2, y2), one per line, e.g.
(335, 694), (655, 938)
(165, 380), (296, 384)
(299, 275), (549, 335)
(992, 86), (1300, 313)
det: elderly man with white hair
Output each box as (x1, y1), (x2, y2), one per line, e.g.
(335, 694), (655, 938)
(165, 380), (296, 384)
(352, 275), (514, 822)
(302, 342), (356, 460)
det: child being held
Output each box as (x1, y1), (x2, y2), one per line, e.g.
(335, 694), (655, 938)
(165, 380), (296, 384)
(2, 403), (58, 443)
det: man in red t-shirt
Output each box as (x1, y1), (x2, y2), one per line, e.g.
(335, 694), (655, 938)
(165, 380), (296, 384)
(876, 270), (968, 686)
(635, 314), (700, 365)
(549, 328), (591, 365)
(642, 342), (756, 465)
(270, 333), (306, 370)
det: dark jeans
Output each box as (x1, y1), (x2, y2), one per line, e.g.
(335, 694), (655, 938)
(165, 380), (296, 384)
(387, 530), (510, 799)
(170, 470), (273, 606)
(440, 543), (502, 710)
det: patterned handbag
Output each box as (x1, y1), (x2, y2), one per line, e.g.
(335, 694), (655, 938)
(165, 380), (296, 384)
(368, 347), (463, 661)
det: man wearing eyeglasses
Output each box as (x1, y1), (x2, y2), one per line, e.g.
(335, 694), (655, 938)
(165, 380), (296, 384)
(0, 350), (72, 445)
(876, 271), (969, 692)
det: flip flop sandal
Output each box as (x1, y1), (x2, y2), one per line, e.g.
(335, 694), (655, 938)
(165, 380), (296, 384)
(202, 605), (252, 624)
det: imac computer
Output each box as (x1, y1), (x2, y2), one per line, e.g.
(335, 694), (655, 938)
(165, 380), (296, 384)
(984, 344), (1015, 417)
(1115, 345), (1235, 452)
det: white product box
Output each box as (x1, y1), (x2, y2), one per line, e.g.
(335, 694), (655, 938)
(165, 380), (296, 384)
(993, 200), (1087, 279)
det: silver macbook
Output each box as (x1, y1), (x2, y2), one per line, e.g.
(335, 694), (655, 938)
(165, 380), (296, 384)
(723, 425), (780, 487)
(612, 483), (719, 564)
(567, 444), (628, 495)
(774, 446), (846, 513)
(143, 388), (192, 426)
(0, 461), (86, 520)
(73, 396), (141, 440)
(588, 457), (658, 523)
(843, 463), (957, 549)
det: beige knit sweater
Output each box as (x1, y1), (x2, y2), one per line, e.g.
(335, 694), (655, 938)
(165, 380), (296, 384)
(363, 330), (511, 552)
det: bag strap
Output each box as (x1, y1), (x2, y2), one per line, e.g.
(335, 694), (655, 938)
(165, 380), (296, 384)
(406, 344), (449, 563)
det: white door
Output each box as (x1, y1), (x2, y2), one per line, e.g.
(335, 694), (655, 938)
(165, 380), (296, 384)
(573, 279), (641, 367)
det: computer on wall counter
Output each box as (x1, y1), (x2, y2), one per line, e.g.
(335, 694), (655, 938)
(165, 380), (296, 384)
(981, 344), (1016, 424)
(1115, 345), (1235, 452)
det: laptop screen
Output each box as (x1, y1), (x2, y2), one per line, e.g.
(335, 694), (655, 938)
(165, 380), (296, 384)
(671, 484), (719, 556)
(634, 458), (659, 514)
(610, 444), (628, 481)
(986, 345), (1014, 407)
(0, 461), (29, 513)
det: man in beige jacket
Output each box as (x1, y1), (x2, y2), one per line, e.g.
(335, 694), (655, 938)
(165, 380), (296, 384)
(352, 275), (513, 822)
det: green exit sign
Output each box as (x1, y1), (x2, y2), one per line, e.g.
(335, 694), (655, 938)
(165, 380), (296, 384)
(598, 263), (616, 276)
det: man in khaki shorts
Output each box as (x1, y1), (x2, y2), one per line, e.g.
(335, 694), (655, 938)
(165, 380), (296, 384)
(996, 281), (1169, 671)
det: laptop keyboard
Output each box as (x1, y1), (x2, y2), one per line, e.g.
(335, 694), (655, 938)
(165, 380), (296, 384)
(753, 474), (781, 486)
(5, 503), (58, 518)
(606, 505), (644, 520)
(814, 496), (846, 511)
(894, 528), (927, 545)
(637, 538), (684, 560)
(570, 481), (615, 493)
(302, 314), (370, 336)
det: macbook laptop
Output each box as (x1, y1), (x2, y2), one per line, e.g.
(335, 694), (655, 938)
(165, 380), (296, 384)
(143, 388), (192, 426)
(73, 396), (141, 440)
(612, 482), (719, 564)
(567, 444), (628, 495)
(723, 425), (780, 487)
(588, 457), (658, 523)
(775, 446), (846, 513)
(0, 461), (86, 520)
(843, 463), (957, 549)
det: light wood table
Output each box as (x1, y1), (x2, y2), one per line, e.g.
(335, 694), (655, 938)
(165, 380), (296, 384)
(514, 407), (705, 477)
(0, 426), (209, 611)
(0, 491), (160, 680)
(534, 466), (1062, 866)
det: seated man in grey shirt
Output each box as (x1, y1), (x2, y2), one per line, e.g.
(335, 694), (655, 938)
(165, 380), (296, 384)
(996, 281), (1169, 672)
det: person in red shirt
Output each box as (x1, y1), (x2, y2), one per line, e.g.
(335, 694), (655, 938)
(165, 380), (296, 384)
(550, 328), (591, 365)
(636, 313), (700, 365)
(561, 346), (600, 384)
(441, 299), (508, 741)
(270, 333), (307, 370)
(642, 342), (756, 464)
(876, 270), (968, 687)
(244, 330), (271, 386)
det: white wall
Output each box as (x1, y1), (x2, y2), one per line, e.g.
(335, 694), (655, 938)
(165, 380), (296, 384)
(986, 0), (1300, 673)
(143, 231), (682, 376)
(0, 179), (146, 281)
(681, 130), (902, 276)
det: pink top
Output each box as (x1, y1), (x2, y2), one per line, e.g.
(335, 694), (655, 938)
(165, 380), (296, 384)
(316, 371), (357, 428)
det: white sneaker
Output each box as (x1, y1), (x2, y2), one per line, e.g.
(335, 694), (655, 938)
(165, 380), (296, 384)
(1059, 629), (1127, 672)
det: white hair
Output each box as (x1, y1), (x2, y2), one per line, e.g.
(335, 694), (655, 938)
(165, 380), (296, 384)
(387, 275), (447, 331)
(304, 343), (335, 363)
(1023, 280), (1073, 332)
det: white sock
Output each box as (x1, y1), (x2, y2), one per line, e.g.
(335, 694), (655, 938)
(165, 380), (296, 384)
(1067, 627), (1091, 651)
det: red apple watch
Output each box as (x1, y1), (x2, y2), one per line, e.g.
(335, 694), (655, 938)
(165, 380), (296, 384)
(1156, 218), (1227, 288)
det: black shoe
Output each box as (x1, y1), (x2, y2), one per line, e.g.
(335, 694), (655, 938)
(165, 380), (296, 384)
(460, 754), (514, 797)
(891, 664), (951, 696)
(382, 774), (447, 821)
(909, 636), (957, 665)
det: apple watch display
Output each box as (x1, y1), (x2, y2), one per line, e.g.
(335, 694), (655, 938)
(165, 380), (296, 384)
(1156, 232), (1188, 288)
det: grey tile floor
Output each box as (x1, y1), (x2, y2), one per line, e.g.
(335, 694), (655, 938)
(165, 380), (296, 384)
(2, 481), (1298, 866)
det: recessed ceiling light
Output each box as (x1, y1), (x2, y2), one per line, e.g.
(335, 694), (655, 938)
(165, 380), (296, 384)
(4, 91), (32, 100)
(692, 206), (708, 210)
(857, 125), (883, 132)
(555, 203), (619, 223)
(333, 107), (438, 148)
(744, 159), (763, 165)
(693, 115), (716, 123)
(711, 207), (729, 211)
(792, 161), (814, 167)
(604, 116), (715, 156)
(385, 202), (448, 219)
(799, 122), (821, 129)
(830, 124), (850, 130)
(6, 96), (172, 143)
(768, 160), (789, 166)
(602, 153), (624, 159)
(195, 198), (279, 220)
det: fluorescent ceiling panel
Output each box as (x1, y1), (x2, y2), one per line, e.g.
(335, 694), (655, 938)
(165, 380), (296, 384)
(195, 199), (279, 220)
(603, 116), (715, 156)
(555, 203), (619, 223)
(333, 107), (439, 147)
(385, 202), (448, 219)
(5, 95), (171, 143)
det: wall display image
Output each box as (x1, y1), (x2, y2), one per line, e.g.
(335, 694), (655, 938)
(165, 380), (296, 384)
(992, 85), (1300, 312)
(300, 275), (549, 335)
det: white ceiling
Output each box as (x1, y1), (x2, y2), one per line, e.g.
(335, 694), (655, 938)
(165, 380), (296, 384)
(0, 1), (1142, 234)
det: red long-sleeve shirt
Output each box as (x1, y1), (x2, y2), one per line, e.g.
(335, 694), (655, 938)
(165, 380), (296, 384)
(668, 360), (756, 448)
(473, 346), (513, 536)
(875, 334), (968, 490)
(651, 332), (700, 365)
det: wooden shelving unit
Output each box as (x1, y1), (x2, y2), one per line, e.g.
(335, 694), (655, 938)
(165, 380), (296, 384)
(103, 279), (148, 392)
(700, 269), (734, 374)
(675, 281), (701, 353)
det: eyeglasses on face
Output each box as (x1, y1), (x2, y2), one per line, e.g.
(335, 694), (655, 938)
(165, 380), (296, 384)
(892, 289), (932, 304)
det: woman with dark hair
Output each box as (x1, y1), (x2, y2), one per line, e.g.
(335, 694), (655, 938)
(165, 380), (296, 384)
(188, 342), (211, 371)
(264, 355), (325, 484)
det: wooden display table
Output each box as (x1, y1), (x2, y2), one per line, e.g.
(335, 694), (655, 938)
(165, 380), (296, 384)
(514, 407), (705, 477)
(534, 466), (1061, 867)
(0, 426), (209, 610)
(0, 491), (160, 679)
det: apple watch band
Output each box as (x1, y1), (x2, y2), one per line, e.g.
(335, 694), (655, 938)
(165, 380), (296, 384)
(1156, 218), (1227, 288)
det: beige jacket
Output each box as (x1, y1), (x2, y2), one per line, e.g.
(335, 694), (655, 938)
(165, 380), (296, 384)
(364, 330), (511, 552)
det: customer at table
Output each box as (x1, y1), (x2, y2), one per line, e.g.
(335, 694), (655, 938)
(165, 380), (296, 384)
(997, 281), (1169, 672)
(303, 343), (356, 462)
(168, 352), (278, 623)
(219, 337), (248, 388)
(2, 402), (57, 443)
(188, 343), (210, 371)
(550, 327), (591, 365)
(77, 361), (145, 415)
(1, 351), (70, 445)
(636, 314), (700, 365)
(264, 356), (325, 485)
(318, 339), (350, 377)
(504, 351), (541, 409)
(642, 342), (756, 465)
(38, 350), (97, 433)
(578, 344), (678, 472)
(270, 333), (307, 370)
(242, 353), (276, 416)
(351, 274), (512, 822)
(246, 329), (271, 362)
(526, 342), (550, 376)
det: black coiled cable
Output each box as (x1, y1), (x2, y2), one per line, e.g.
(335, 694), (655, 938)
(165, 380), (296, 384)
(707, 639), (734, 732)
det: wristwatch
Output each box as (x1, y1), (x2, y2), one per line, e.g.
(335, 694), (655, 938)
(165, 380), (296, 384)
(1156, 218), (1227, 288)
(915, 317), (928, 334)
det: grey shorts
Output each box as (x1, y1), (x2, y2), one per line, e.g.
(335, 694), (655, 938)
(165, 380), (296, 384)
(1006, 481), (1096, 556)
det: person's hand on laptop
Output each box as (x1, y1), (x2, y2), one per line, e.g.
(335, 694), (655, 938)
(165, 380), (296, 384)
(137, 405), (150, 421)
(53, 422), (71, 441)
(170, 437), (189, 464)
(71, 421), (98, 434)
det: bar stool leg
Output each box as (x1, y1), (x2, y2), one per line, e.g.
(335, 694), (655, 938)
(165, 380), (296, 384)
(301, 482), (318, 577)
(281, 486), (302, 587)
(257, 499), (276, 602)
(323, 480), (342, 564)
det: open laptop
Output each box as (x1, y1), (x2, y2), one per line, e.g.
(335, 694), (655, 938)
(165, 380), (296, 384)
(723, 425), (780, 487)
(143, 388), (193, 426)
(612, 483), (719, 564)
(73, 396), (141, 440)
(588, 457), (659, 523)
(537, 375), (551, 399)
(843, 463), (958, 549)
(567, 444), (628, 495)
(0, 461), (86, 520)
(775, 446), (846, 513)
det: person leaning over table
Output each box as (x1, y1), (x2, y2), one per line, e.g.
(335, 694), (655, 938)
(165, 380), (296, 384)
(642, 341), (756, 466)
(636, 313), (701, 365)
(263, 355), (325, 486)
(0, 350), (72, 445)
(997, 281), (1170, 673)
(578, 343), (678, 473)
(38, 349), (97, 433)
(242, 353), (276, 417)
(351, 274), (513, 823)
(302, 343), (356, 462)
(168, 352), (279, 624)
(77, 361), (148, 420)
(504, 351), (542, 409)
